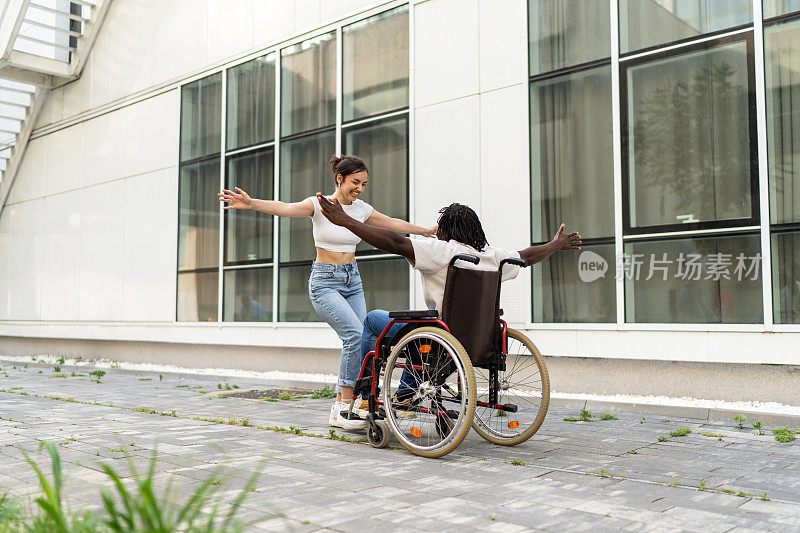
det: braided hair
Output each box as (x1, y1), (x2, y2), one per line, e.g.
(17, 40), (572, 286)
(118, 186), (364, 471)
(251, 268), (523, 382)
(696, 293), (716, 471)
(436, 203), (488, 252)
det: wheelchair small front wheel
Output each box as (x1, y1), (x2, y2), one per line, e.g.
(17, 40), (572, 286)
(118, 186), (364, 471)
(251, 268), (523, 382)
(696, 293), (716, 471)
(367, 419), (390, 448)
(472, 328), (550, 446)
(383, 326), (476, 458)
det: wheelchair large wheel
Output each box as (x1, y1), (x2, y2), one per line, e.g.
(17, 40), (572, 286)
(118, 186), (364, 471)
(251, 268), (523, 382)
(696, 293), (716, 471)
(472, 328), (550, 446)
(382, 326), (476, 458)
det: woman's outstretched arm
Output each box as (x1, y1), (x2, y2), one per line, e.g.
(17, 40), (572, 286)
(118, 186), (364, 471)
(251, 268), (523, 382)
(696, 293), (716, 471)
(365, 210), (437, 237)
(218, 187), (314, 217)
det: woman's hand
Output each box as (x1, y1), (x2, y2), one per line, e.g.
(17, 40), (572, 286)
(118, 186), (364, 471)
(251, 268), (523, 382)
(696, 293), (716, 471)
(421, 224), (438, 238)
(218, 187), (252, 210)
(551, 223), (582, 250)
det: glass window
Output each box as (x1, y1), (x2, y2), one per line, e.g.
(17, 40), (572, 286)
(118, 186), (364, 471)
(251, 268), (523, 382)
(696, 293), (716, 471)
(223, 267), (273, 322)
(278, 263), (315, 322)
(180, 74), (221, 161)
(359, 258), (409, 311)
(772, 231), (800, 324)
(225, 149), (274, 264)
(765, 19), (800, 224)
(177, 271), (218, 322)
(624, 234), (763, 323)
(620, 0), (752, 54)
(530, 66), (613, 242)
(178, 159), (220, 271)
(281, 32), (337, 136)
(343, 116), (408, 252)
(343, 7), (409, 121)
(533, 244), (616, 323)
(528, 0), (610, 76)
(764, 0), (800, 18)
(226, 54), (276, 150)
(624, 38), (755, 231)
(278, 130), (336, 263)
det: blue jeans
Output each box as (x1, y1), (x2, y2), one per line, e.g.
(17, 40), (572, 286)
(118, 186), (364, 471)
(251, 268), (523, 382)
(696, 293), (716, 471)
(308, 261), (366, 393)
(360, 310), (417, 400)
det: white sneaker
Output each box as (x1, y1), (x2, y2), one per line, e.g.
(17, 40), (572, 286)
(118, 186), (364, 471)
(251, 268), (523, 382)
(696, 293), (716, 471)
(334, 409), (367, 431)
(329, 402), (340, 426)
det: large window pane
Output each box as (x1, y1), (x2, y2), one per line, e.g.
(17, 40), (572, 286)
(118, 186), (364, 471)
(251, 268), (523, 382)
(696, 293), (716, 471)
(223, 267), (273, 322)
(620, 0), (752, 54)
(281, 32), (336, 136)
(531, 66), (613, 242)
(278, 264), (315, 322)
(625, 39), (754, 230)
(226, 54), (276, 150)
(772, 231), (800, 324)
(624, 234), (762, 323)
(279, 131), (336, 263)
(225, 149), (273, 264)
(178, 159), (220, 271)
(359, 258), (409, 312)
(528, 0), (610, 76)
(533, 244), (615, 323)
(177, 271), (218, 322)
(764, 0), (800, 17)
(765, 20), (800, 224)
(180, 74), (221, 161)
(343, 7), (409, 121)
(344, 116), (407, 253)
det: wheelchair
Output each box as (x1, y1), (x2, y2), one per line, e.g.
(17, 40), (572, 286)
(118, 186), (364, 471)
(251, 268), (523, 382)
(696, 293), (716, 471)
(347, 254), (550, 458)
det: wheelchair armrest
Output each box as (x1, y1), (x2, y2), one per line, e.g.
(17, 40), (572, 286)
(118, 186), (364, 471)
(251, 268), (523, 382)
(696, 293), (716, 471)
(388, 310), (439, 319)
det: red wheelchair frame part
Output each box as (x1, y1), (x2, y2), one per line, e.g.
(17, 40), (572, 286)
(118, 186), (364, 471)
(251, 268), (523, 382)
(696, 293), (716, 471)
(356, 317), (512, 412)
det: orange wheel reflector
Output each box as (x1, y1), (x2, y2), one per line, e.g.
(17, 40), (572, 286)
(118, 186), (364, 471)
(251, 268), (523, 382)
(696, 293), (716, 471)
(410, 427), (422, 437)
(507, 420), (520, 429)
(419, 344), (432, 353)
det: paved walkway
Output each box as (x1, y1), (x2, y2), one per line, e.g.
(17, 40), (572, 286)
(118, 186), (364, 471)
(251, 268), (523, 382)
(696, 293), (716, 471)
(1, 357), (799, 532)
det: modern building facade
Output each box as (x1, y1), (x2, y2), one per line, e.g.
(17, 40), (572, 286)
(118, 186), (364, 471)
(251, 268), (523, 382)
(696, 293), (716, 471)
(1, 0), (799, 372)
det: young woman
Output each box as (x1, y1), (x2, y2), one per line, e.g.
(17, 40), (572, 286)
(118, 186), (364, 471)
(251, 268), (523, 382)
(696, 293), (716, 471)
(218, 155), (435, 430)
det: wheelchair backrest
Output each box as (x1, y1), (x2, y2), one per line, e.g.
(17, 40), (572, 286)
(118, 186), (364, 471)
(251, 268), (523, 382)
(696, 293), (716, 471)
(440, 263), (502, 367)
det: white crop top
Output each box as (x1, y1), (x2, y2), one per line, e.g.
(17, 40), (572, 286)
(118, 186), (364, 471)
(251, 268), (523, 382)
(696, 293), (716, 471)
(309, 195), (374, 253)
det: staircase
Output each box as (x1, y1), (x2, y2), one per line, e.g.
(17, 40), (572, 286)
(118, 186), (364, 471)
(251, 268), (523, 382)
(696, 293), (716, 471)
(0, 0), (111, 215)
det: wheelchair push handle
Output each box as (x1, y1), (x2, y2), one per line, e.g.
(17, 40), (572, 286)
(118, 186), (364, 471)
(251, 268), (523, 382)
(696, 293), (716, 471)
(499, 257), (527, 270)
(449, 254), (480, 267)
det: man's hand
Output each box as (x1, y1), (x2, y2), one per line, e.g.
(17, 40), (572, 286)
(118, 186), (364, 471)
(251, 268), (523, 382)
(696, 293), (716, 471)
(551, 223), (582, 250)
(218, 187), (252, 210)
(316, 193), (353, 226)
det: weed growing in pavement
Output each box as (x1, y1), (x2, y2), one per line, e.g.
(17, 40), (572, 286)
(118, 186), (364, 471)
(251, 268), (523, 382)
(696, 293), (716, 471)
(176, 384), (190, 388)
(600, 413), (618, 420)
(752, 421), (764, 435)
(761, 492), (770, 501)
(52, 366), (61, 373)
(159, 374), (163, 381)
(773, 427), (796, 443)
(579, 409), (592, 421)
(658, 436), (667, 442)
(88, 370), (105, 383)
(628, 449), (638, 454)
(701, 432), (724, 438)
(278, 391), (299, 401)
(261, 397), (278, 402)
(699, 481), (706, 491)
(310, 386), (336, 399)
(241, 418), (250, 427)
(50, 374), (67, 379)
(506, 459), (526, 466)
(734, 414), (748, 429)
(563, 417), (580, 422)
(670, 427), (691, 437)
(56, 357), (65, 365)
(667, 478), (679, 487)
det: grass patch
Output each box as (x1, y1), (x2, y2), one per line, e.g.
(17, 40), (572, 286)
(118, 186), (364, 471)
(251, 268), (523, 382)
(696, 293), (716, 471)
(657, 436), (667, 442)
(600, 413), (617, 421)
(563, 417), (581, 422)
(669, 427), (691, 437)
(773, 427), (796, 443)
(579, 409), (592, 421)
(309, 386), (336, 399)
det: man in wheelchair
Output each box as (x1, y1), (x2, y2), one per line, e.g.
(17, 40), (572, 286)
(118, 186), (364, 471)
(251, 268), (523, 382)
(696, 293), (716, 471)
(316, 194), (581, 456)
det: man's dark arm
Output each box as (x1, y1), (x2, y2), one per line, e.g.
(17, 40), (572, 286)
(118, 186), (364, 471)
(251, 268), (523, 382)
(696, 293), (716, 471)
(519, 223), (581, 265)
(317, 193), (415, 262)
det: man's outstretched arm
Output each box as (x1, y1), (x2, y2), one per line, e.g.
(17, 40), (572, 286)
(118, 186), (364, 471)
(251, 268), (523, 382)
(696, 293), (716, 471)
(518, 223), (581, 265)
(316, 193), (416, 262)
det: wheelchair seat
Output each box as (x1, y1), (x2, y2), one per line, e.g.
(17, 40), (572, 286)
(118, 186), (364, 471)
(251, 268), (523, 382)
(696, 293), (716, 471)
(388, 309), (439, 319)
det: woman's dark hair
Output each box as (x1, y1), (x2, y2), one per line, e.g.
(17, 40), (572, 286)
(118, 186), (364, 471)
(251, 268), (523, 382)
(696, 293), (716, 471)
(329, 155), (368, 186)
(436, 203), (488, 252)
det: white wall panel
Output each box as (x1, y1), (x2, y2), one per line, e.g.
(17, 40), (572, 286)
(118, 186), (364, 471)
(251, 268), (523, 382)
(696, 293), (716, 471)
(61, 67), (92, 119)
(0, 208), (11, 319)
(294, 0), (322, 33)
(6, 137), (46, 205)
(41, 190), (82, 320)
(480, 84), (530, 323)
(78, 181), (125, 321)
(152, 0), (209, 88)
(414, 96), (480, 225)
(414, 0), (479, 108)
(478, 0), (526, 92)
(320, 0), (377, 21)
(38, 86), (64, 128)
(82, 109), (126, 188)
(123, 168), (178, 321)
(89, 0), (157, 110)
(8, 200), (44, 319)
(253, 1), (296, 47)
(44, 124), (83, 197)
(124, 91), (179, 177)
(208, 0), (255, 64)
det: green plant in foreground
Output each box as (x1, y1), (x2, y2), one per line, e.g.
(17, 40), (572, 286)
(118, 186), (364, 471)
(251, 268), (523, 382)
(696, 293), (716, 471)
(600, 413), (617, 420)
(670, 427), (691, 437)
(310, 386), (336, 399)
(657, 436), (667, 442)
(752, 421), (764, 435)
(667, 477), (679, 487)
(579, 409), (592, 421)
(699, 481), (706, 491)
(88, 370), (106, 381)
(773, 427), (796, 443)
(734, 414), (748, 429)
